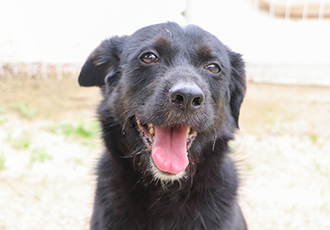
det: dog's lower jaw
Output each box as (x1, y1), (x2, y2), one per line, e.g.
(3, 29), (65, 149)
(149, 159), (187, 183)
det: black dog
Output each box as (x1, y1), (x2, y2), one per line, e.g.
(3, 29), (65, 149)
(79, 22), (247, 230)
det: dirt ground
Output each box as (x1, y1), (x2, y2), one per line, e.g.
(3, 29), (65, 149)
(0, 74), (329, 230)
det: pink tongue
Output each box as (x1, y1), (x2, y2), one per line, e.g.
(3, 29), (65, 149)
(152, 126), (189, 174)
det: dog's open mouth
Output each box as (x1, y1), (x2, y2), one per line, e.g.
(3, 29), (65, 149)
(136, 117), (197, 174)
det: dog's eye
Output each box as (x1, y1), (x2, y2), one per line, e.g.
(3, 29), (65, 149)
(205, 63), (222, 74)
(140, 52), (159, 64)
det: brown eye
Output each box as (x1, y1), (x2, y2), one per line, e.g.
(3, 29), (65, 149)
(205, 63), (222, 74)
(140, 52), (159, 64)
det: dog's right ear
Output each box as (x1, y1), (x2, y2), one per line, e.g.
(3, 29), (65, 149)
(228, 50), (246, 129)
(78, 36), (126, 87)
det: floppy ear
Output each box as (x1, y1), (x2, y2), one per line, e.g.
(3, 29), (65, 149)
(78, 36), (126, 87)
(228, 50), (246, 129)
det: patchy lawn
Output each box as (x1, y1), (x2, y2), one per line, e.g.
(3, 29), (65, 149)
(0, 76), (329, 229)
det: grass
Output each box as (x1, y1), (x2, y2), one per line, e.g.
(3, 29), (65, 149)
(229, 141), (239, 152)
(267, 116), (275, 124)
(286, 112), (296, 121)
(47, 120), (98, 137)
(67, 157), (84, 165)
(0, 151), (5, 171)
(309, 133), (319, 143)
(47, 120), (100, 146)
(34, 189), (41, 200)
(0, 107), (8, 124)
(285, 206), (296, 213)
(0, 116), (8, 124)
(320, 201), (330, 210)
(246, 164), (253, 172)
(267, 104), (274, 111)
(42, 174), (49, 184)
(30, 148), (53, 163)
(313, 158), (329, 177)
(9, 131), (31, 150)
(15, 103), (37, 119)
(1, 220), (6, 229)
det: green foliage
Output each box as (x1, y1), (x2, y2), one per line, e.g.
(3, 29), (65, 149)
(267, 116), (275, 124)
(320, 201), (329, 209)
(313, 158), (329, 177)
(1, 220), (6, 229)
(309, 133), (319, 143)
(246, 164), (253, 172)
(285, 206), (296, 213)
(0, 108), (7, 124)
(34, 189), (41, 200)
(0, 151), (5, 171)
(10, 131), (31, 150)
(286, 112), (296, 121)
(30, 148), (53, 163)
(0, 116), (8, 124)
(73, 121), (99, 138)
(229, 141), (239, 152)
(15, 103), (37, 119)
(42, 174), (49, 184)
(47, 120), (100, 146)
(68, 157), (83, 165)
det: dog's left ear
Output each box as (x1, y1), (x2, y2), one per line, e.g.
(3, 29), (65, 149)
(228, 50), (246, 129)
(78, 36), (126, 87)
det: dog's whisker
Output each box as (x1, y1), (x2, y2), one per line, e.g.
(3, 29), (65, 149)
(121, 111), (135, 133)
(212, 127), (218, 151)
(130, 177), (143, 193)
(120, 147), (147, 159)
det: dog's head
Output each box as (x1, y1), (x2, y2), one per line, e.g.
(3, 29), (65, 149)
(79, 22), (245, 183)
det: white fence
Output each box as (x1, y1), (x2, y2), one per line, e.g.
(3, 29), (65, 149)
(254, 0), (330, 20)
(0, 62), (81, 80)
(247, 0), (330, 85)
(0, 0), (186, 79)
(184, 0), (330, 86)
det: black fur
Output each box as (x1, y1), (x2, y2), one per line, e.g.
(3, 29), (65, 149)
(79, 22), (247, 230)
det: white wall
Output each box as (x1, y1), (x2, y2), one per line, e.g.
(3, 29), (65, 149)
(0, 0), (186, 63)
(1, 0), (330, 84)
(187, 0), (330, 64)
(186, 0), (330, 85)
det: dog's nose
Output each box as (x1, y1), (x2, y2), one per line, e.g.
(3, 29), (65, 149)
(169, 83), (205, 111)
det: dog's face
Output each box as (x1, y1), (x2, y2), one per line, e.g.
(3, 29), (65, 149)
(79, 22), (245, 183)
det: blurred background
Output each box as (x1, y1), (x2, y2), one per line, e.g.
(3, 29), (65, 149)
(0, 0), (329, 229)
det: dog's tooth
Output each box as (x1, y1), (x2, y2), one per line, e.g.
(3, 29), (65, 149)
(187, 126), (190, 138)
(148, 123), (153, 128)
(186, 152), (188, 156)
(149, 127), (155, 135)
